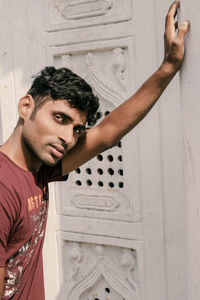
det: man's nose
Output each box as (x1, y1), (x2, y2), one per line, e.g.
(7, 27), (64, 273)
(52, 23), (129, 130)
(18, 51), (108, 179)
(59, 126), (75, 149)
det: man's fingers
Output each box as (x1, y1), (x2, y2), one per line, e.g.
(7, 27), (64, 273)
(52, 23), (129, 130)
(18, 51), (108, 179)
(177, 21), (190, 40)
(166, 1), (180, 25)
(165, 1), (180, 38)
(167, 1), (180, 17)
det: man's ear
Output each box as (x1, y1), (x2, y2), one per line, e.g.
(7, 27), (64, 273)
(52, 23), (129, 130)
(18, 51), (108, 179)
(18, 94), (35, 119)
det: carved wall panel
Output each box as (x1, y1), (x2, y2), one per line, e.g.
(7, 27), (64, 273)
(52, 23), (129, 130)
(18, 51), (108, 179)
(48, 38), (140, 222)
(44, 0), (132, 31)
(57, 232), (143, 300)
(47, 38), (134, 96)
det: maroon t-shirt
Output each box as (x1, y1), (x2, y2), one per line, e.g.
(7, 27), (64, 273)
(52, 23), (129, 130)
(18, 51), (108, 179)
(0, 152), (68, 299)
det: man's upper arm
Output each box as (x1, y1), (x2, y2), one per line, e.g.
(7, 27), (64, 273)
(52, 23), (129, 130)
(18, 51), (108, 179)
(62, 125), (107, 175)
(0, 267), (5, 299)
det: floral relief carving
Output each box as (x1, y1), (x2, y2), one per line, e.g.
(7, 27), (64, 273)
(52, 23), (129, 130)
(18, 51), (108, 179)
(69, 242), (82, 278)
(84, 52), (125, 106)
(112, 48), (127, 89)
(64, 242), (140, 300)
(86, 52), (96, 70)
(61, 55), (74, 71)
(120, 249), (138, 291)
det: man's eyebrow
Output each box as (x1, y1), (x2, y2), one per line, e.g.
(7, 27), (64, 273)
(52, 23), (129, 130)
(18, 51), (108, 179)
(56, 112), (86, 129)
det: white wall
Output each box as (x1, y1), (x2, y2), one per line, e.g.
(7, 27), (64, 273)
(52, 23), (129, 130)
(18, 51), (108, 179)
(179, 1), (200, 299)
(0, 1), (198, 299)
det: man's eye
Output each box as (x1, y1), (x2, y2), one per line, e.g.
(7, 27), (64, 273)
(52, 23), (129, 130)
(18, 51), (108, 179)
(55, 114), (64, 122)
(74, 128), (81, 135)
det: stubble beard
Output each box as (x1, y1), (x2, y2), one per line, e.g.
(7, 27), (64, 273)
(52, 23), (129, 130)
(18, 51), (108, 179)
(22, 136), (60, 168)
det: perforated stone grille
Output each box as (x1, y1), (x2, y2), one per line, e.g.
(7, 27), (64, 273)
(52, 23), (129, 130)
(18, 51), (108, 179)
(73, 110), (124, 190)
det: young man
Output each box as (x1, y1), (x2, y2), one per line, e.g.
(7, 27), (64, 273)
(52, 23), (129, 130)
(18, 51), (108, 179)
(0, 2), (189, 299)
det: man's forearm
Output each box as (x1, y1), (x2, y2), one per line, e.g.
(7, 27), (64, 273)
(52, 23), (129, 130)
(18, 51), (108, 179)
(128, 61), (177, 126)
(98, 61), (178, 147)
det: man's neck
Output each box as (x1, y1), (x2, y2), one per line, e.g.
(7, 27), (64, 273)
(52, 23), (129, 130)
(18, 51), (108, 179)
(0, 126), (42, 172)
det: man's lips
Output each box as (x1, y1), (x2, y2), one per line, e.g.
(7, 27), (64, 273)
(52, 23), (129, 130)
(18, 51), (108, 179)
(49, 144), (66, 158)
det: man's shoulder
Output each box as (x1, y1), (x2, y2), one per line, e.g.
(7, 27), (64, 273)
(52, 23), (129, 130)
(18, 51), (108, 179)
(0, 156), (12, 180)
(0, 152), (25, 189)
(0, 154), (28, 208)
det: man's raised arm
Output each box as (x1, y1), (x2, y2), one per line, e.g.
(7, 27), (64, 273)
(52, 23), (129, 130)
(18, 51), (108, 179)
(62, 1), (189, 176)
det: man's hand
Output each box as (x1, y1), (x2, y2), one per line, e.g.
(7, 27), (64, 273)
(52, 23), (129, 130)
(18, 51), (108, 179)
(164, 1), (190, 70)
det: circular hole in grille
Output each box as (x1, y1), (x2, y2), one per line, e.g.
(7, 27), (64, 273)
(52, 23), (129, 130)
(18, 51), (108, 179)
(75, 180), (82, 186)
(108, 182), (114, 188)
(97, 154), (103, 161)
(98, 181), (104, 187)
(97, 168), (103, 175)
(86, 180), (92, 186)
(118, 169), (123, 176)
(105, 287), (110, 293)
(86, 168), (92, 175)
(108, 168), (114, 176)
(118, 141), (122, 148)
(96, 111), (102, 119)
(75, 168), (81, 174)
(107, 155), (114, 162)
(104, 111), (110, 116)
(118, 155), (123, 162)
(118, 182), (124, 188)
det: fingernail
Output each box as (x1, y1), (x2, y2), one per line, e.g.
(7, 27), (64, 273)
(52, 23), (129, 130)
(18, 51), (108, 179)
(184, 20), (190, 27)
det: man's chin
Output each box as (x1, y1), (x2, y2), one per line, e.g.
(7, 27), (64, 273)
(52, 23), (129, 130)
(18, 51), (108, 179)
(45, 161), (59, 167)
(41, 155), (61, 167)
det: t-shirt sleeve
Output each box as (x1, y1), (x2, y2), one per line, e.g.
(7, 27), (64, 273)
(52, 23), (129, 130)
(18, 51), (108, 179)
(0, 184), (18, 267)
(40, 160), (69, 183)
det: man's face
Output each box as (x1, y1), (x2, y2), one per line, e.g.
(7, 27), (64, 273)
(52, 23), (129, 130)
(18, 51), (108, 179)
(22, 99), (86, 167)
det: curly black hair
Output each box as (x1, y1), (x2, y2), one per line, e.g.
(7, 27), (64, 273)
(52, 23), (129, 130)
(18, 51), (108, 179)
(27, 66), (100, 126)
